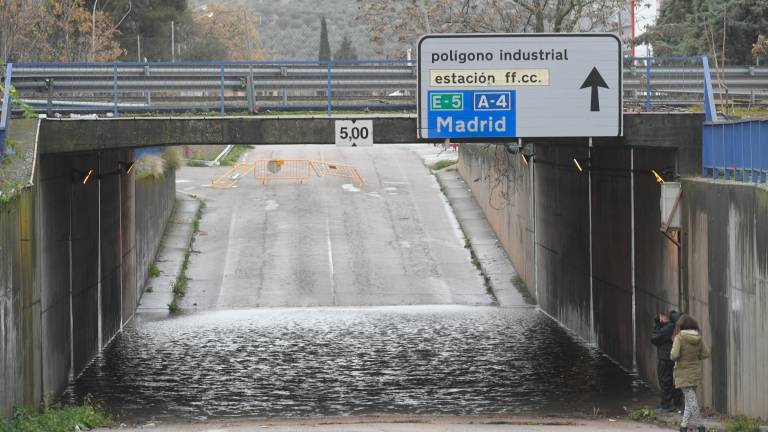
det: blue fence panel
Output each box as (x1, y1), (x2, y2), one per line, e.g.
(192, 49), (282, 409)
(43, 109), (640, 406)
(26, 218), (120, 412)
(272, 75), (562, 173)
(703, 119), (768, 183)
(0, 63), (12, 157)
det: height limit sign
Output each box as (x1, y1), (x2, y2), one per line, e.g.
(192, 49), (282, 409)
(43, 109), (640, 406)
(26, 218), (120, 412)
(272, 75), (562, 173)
(417, 34), (622, 139)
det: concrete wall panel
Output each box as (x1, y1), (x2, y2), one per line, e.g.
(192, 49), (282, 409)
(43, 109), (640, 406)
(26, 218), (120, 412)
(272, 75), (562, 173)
(69, 154), (100, 376)
(591, 146), (633, 368)
(121, 150), (137, 324)
(38, 155), (72, 397)
(99, 152), (123, 346)
(682, 180), (768, 417)
(135, 170), (176, 299)
(632, 148), (680, 389)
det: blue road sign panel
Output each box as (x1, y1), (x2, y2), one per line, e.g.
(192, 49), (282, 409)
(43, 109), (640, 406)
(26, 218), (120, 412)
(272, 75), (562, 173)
(427, 90), (516, 139)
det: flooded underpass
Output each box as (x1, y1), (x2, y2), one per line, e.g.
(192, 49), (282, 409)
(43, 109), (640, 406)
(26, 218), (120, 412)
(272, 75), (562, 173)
(66, 146), (655, 424)
(67, 306), (653, 422)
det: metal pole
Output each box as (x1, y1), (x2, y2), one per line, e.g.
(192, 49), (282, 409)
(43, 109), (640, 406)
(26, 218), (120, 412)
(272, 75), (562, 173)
(645, 58), (651, 112)
(171, 20), (175, 62)
(587, 136), (594, 343)
(327, 62), (332, 115)
(113, 62), (119, 117)
(220, 64), (225, 116)
(630, 0), (636, 58)
(91, 0), (99, 61)
(137, 34), (141, 62)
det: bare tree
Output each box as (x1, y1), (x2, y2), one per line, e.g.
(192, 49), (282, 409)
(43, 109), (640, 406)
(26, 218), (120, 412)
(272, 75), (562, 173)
(356, 0), (628, 57)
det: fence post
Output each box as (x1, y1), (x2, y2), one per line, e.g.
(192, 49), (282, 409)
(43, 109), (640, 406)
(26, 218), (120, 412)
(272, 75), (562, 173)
(327, 62), (332, 115)
(701, 56), (717, 122)
(220, 64), (225, 116)
(113, 62), (119, 117)
(246, 65), (255, 113)
(645, 58), (651, 112)
(0, 63), (13, 157)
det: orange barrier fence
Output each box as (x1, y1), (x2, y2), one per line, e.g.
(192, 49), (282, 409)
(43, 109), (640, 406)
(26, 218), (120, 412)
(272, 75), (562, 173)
(211, 160), (365, 188)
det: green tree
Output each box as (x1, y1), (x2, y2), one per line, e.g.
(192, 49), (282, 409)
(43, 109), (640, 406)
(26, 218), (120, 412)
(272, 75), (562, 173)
(643, 0), (768, 64)
(334, 34), (358, 61)
(318, 16), (331, 61)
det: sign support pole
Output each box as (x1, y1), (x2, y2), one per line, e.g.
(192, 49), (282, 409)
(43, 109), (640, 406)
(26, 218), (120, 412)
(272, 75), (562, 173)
(588, 136), (595, 343)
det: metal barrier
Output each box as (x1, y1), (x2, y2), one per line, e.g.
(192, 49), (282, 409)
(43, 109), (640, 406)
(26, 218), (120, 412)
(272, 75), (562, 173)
(702, 119), (768, 183)
(7, 58), (768, 117)
(624, 56), (721, 117)
(9, 60), (416, 116)
(212, 159), (365, 188)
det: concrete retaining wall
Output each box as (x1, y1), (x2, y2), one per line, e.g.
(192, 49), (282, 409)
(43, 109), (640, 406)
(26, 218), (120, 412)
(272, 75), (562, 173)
(457, 113), (699, 397)
(134, 170), (176, 303)
(1, 150), (177, 415)
(0, 186), (40, 416)
(682, 179), (768, 418)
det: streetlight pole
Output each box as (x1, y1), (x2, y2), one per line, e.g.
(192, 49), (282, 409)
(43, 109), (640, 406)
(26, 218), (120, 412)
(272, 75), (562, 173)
(91, 0), (99, 61)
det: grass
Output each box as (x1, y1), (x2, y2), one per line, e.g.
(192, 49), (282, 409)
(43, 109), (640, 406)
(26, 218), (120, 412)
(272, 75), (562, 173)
(219, 145), (254, 166)
(167, 199), (205, 314)
(628, 406), (657, 421)
(148, 263), (160, 278)
(0, 400), (111, 432)
(431, 159), (458, 171)
(727, 415), (762, 432)
(186, 160), (209, 167)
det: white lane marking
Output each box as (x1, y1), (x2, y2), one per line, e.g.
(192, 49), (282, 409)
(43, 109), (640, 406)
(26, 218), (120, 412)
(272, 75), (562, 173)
(216, 202), (240, 308)
(383, 181), (408, 185)
(365, 192), (381, 199)
(383, 187), (398, 191)
(265, 199), (279, 211)
(325, 215), (336, 306)
(176, 179), (192, 183)
(341, 184), (360, 192)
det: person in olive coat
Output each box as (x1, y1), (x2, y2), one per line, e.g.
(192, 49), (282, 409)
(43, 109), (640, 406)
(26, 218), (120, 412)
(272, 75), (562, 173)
(651, 310), (681, 411)
(671, 315), (710, 432)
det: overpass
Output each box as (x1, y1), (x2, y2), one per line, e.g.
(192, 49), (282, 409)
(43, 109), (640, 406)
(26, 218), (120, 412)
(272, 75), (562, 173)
(3, 59), (768, 421)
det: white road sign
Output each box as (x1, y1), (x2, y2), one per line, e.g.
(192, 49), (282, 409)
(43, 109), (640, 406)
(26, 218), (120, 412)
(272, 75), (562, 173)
(418, 33), (622, 139)
(335, 120), (373, 147)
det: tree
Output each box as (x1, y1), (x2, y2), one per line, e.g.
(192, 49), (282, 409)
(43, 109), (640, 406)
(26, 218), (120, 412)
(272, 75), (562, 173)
(356, 0), (627, 57)
(642, 0), (768, 64)
(753, 35), (768, 64)
(189, 2), (265, 60)
(334, 34), (358, 61)
(0, 0), (123, 62)
(318, 16), (331, 61)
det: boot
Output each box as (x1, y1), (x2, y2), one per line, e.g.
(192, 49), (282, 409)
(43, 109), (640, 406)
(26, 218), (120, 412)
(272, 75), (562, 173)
(696, 427), (706, 432)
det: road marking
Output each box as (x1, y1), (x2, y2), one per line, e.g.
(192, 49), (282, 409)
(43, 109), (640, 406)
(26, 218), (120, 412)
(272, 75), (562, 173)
(325, 214), (336, 306)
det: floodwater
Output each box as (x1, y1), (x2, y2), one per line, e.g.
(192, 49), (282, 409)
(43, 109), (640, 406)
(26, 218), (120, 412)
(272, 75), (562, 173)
(66, 306), (653, 422)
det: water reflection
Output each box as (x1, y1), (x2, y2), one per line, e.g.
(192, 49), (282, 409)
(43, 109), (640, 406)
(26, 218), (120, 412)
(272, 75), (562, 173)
(68, 306), (652, 421)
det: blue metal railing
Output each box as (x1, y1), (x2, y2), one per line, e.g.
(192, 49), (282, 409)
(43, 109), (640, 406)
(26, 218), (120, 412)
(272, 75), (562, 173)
(0, 63), (12, 157)
(703, 119), (768, 182)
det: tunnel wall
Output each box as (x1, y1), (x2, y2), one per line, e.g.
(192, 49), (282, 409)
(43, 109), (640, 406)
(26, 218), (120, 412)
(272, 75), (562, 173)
(682, 179), (768, 418)
(457, 113), (699, 392)
(0, 185), (40, 416)
(1, 148), (178, 414)
(134, 169), (176, 302)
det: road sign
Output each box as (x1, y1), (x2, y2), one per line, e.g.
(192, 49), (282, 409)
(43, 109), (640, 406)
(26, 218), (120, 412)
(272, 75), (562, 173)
(335, 120), (373, 147)
(418, 33), (622, 139)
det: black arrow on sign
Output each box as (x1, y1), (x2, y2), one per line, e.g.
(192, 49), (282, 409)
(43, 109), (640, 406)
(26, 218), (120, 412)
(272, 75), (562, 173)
(580, 67), (609, 112)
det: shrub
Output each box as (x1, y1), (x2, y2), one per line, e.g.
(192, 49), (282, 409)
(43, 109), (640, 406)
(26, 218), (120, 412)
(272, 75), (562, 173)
(727, 415), (762, 432)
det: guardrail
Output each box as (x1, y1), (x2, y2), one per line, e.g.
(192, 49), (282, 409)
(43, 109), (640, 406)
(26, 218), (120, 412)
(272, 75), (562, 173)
(703, 119), (768, 183)
(4, 58), (767, 117)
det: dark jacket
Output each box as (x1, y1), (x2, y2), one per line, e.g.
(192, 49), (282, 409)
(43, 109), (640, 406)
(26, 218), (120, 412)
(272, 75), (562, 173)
(651, 318), (675, 360)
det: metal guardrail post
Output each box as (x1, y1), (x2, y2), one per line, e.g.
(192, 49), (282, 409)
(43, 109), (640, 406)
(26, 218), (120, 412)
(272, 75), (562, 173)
(246, 65), (255, 112)
(645, 58), (651, 112)
(327, 62), (332, 115)
(220, 64), (225, 116)
(702, 56), (717, 122)
(113, 62), (119, 117)
(0, 63), (12, 157)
